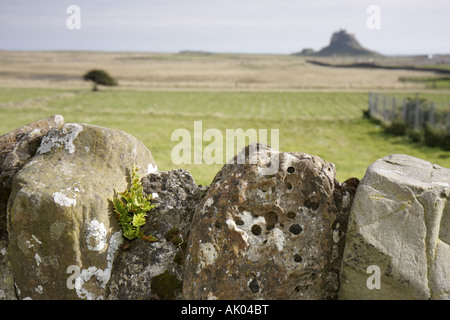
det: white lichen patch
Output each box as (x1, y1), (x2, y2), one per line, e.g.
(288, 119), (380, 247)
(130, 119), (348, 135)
(75, 231), (123, 300)
(86, 220), (107, 252)
(267, 228), (285, 251)
(75, 266), (103, 300)
(148, 163), (158, 174)
(226, 219), (249, 247)
(207, 292), (217, 300)
(231, 210), (266, 261)
(333, 223), (342, 243)
(34, 253), (42, 266)
(256, 189), (266, 200)
(257, 151), (280, 176)
(107, 231), (123, 268)
(205, 197), (214, 208)
(37, 123), (83, 154)
(31, 235), (42, 245)
(35, 285), (43, 294)
(197, 243), (218, 274)
(202, 197), (214, 214)
(342, 193), (350, 209)
(52, 191), (76, 207)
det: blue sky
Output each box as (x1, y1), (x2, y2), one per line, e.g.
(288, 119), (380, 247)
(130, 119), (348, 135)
(0, 0), (449, 55)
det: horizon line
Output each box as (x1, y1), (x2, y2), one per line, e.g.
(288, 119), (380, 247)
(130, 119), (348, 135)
(1, 48), (449, 57)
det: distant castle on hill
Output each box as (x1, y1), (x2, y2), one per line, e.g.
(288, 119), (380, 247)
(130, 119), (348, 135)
(294, 29), (381, 57)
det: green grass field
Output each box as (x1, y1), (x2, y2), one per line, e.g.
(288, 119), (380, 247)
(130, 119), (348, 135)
(1, 87), (450, 185)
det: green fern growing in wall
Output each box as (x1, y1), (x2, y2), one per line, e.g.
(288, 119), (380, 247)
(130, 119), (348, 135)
(113, 164), (157, 242)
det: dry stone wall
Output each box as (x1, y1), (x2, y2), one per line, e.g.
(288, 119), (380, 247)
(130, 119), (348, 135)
(0, 116), (449, 300)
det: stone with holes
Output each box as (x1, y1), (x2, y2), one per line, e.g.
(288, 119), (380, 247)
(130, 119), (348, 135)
(182, 143), (353, 299)
(339, 154), (450, 300)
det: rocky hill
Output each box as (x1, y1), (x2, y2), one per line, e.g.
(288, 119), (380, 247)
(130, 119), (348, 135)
(295, 29), (381, 57)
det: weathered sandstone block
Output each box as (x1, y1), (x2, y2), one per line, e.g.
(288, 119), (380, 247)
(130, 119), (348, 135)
(340, 154), (450, 300)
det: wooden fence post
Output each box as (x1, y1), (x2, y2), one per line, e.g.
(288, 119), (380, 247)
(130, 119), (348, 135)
(428, 102), (435, 128)
(392, 97), (396, 120)
(373, 93), (379, 117)
(414, 97), (421, 131)
(369, 92), (374, 117)
(402, 99), (407, 123)
(447, 111), (450, 135)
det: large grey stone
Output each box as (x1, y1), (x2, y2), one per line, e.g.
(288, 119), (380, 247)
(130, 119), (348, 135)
(182, 143), (353, 300)
(339, 154), (450, 300)
(0, 115), (64, 300)
(7, 123), (156, 299)
(0, 239), (15, 300)
(0, 115), (64, 242)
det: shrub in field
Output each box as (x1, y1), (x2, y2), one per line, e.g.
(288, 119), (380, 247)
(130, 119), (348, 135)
(407, 129), (424, 143)
(384, 120), (407, 136)
(424, 125), (450, 150)
(83, 69), (118, 91)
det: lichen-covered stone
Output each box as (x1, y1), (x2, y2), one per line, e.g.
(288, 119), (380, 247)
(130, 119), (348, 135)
(339, 154), (450, 300)
(0, 115), (64, 300)
(0, 115), (64, 242)
(0, 239), (15, 300)
(7, 123), (156, 300)
(107, 169), (202, 300)
(182, 143), (351, 300)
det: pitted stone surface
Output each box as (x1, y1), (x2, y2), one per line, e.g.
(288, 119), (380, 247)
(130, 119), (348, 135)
(182, 143), (352, 300)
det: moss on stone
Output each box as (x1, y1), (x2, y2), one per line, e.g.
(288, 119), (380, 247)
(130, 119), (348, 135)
(164, 227), (183, 246)
(173, 250), (184, 265)
(151, 270), (182, 300)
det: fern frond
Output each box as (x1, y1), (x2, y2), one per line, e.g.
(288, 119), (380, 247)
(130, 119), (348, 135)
(112, 164), (157, 242)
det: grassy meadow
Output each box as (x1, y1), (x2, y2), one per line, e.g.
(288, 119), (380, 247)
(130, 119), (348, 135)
(1, 51), (450, 185)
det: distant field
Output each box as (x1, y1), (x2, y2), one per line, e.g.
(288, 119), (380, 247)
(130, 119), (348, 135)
(0, 50), (447, 91)
(1, 51), (449, 185)
(1, 87), (450, 185)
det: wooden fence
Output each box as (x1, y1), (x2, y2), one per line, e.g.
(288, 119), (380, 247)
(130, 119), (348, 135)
(368, 92), (450, 134)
